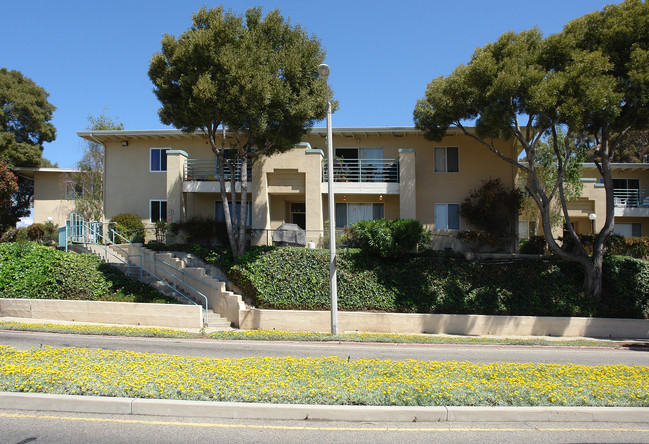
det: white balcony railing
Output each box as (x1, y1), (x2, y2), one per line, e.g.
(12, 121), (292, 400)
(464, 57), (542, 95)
(614, 188), (649, 207)
(322, 159), (399, 183)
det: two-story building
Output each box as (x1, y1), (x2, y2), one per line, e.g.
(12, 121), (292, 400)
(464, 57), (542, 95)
(25, 126), (647, 249)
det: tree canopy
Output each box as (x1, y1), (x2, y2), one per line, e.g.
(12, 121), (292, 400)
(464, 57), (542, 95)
(0, 68), (56, 231)
(148, 6), (331, 259)
(0, 68), (56, 167)
(413, 0), (649, 299)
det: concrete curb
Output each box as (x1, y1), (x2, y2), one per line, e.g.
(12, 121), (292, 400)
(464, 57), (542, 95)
(2, 392), (648, 423)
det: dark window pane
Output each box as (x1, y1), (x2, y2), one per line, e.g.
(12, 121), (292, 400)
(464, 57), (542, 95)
(448, 204), (460, 229)
(161, 201), (167, 221)
(335, 202), (347, 228)
(151, 201), (160, 222)
(633, 223), (642, 237)
(161, 149), (168, 171)
(447, 147), (459, 172)
(151, 149), (160, 171)
(373, 203), (384, 220)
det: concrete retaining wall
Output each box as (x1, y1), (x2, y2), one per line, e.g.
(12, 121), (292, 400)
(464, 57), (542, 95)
(0, 298), (203, 329)
(239, 309), (649, 339)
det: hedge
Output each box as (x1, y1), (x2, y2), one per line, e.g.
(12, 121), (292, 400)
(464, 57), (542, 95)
(0, 242), (175, 303)
(214, 247), (649, 319)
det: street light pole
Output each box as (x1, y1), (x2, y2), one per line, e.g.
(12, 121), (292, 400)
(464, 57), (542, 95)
(318, 63), (338, 335)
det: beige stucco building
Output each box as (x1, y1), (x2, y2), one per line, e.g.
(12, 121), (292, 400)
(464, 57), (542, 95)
(25, 126), (649, 247)
(72, 127), (519, 249)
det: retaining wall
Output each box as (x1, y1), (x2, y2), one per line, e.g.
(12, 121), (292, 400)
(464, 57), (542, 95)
(239, 308), (649, 339)
(0, 298), (203, 329)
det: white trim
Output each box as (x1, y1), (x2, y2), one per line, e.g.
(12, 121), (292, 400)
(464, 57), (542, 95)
(434, 146), (459, 173)
(149, 199), (167, 224)
(434, 203), (461, 230)
(149, 147), (170, 173)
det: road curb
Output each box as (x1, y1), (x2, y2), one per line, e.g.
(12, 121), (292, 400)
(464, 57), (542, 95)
(2, 392), (648, 423)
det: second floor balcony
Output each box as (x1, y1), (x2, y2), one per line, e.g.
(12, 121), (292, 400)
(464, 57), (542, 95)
(614, 188), (649, 208)
(185, 159), (252, 182)
(323, 159), (399, 183)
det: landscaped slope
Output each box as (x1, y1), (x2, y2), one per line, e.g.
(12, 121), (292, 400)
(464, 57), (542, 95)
(0, 242), (176, 303)
(207, 247), (649, 319)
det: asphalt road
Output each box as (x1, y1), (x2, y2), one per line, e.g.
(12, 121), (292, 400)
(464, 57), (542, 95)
(2, 410), (649, 444)
(2, 330), (649, 365)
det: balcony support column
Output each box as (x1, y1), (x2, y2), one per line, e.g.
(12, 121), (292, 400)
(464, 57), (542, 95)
(399, 149), (417, 220)
(166, 150), (188, 223)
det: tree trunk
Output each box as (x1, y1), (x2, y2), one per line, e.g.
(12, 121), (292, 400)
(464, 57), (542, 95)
(218, 155), (237, 261)
(583, 257), (603, 302)
(238, 154), (249, 259)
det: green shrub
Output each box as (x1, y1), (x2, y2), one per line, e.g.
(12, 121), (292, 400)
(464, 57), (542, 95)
(0, 242), (175, 303)
(519, 236), (547, 254)
(349, 219), (430, 258)
(110, 213), (145, 244)
(457, 231), (499, 252)
(206, 246), (648, 319)
(605, 235), (649, 260)
(460, 178), (523, 239)
(27, 223), (45, 242)
(170, 216), (228, 246)
(0, 227), (24, 243)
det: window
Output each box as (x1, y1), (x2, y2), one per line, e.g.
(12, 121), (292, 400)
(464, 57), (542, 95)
(434, 147), (459, 172)
(65, 182), (83, 200)
(335, 203), (384, 228)
(150, 200), (167, 223)
(150, 148), (169, 172)
(215, 201), (251, 226)
(435, 203), (460, 230)
(613, 223), (642, 237)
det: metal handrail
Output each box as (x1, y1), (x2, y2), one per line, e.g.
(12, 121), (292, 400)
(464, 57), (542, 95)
(613, 188), (649, 208)
(67, 213), (213, 326)
(185, 158), (252, 182)
(322, 158), (399, 183)
(109, 230), (211, 326)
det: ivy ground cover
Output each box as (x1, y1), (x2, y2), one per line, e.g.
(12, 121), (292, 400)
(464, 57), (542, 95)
(1, 345), (647, 407)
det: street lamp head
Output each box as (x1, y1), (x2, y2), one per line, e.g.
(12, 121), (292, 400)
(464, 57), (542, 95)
(588, 213), (597, 221)
(317, 64), (330, 79)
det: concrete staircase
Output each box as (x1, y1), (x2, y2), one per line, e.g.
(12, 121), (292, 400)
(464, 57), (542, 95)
(73, 243), (234, 329)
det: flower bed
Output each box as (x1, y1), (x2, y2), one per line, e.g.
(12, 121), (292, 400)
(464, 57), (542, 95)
(1, 345), (647, 407)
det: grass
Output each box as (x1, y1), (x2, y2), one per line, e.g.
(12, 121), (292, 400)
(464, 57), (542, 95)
(1, 344), (647, 407)
(0, 320), (627, 348)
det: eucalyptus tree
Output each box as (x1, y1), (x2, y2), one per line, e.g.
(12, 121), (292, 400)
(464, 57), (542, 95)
(149, 6), (331, 260)
(414, 0), (649, 300)
(0, 68), (56, 228)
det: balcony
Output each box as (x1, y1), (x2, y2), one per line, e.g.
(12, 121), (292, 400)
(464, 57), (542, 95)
(614, 188), (649, 218)
(614, 189), (649, 207)
(185, 159), (252, 182)
(322, 159), (399, 183)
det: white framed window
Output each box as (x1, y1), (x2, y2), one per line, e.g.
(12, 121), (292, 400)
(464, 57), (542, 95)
(434, 146), (459, 172)
(335, 202), (384, 228)
(435, 203), (460, 230)
(150, 200), (167, 223)
(150, 148), (169, 172)
(215, 201), (251, 226)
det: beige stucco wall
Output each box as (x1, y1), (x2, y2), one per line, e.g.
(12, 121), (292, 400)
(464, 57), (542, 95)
(32, 170), (78, 227)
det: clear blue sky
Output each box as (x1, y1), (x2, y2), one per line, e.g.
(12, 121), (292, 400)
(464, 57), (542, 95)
(2, 0), (617, 169)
